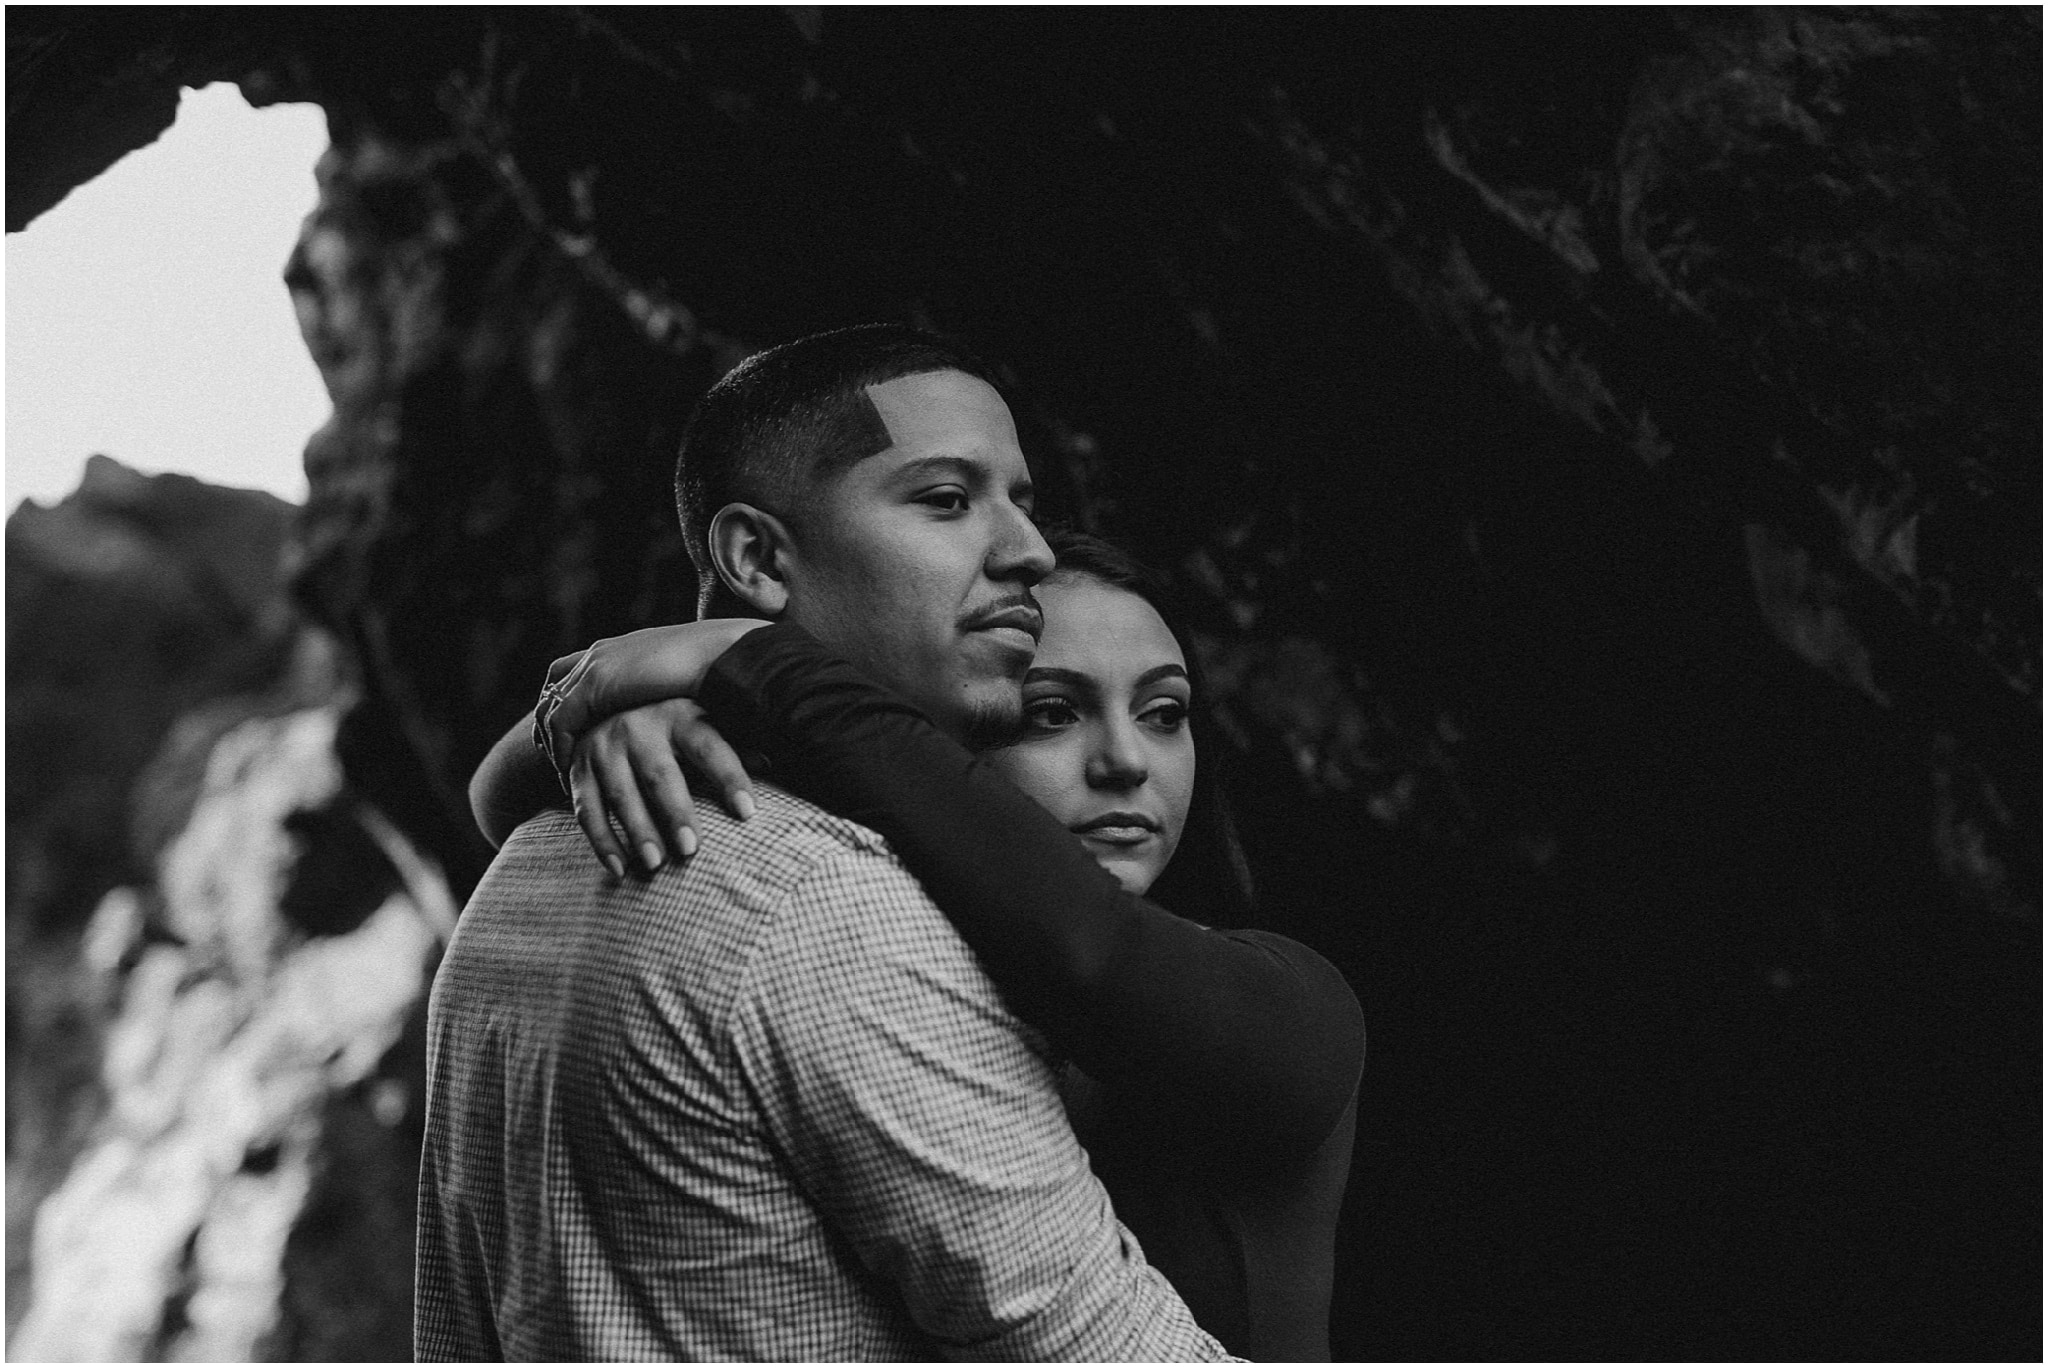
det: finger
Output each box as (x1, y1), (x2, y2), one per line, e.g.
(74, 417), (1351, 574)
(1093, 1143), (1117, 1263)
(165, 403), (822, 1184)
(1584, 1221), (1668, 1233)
(626, 729), (701, 860)
(593, 739), (668, 875)
(569, 754), (627, 880)
(546, 653), (601, 761)
(544, 649), (587, 690)
(671, 706), (757, 822)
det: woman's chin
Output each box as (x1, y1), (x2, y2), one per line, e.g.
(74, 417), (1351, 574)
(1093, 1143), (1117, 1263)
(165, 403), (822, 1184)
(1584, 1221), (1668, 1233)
(1088, 848), (1159, 896)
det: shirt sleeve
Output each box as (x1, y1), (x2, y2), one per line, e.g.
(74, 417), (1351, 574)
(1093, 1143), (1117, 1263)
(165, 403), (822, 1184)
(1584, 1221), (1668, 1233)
(729, 849), (1235, 1361)
(703, 622), (1365, 1164)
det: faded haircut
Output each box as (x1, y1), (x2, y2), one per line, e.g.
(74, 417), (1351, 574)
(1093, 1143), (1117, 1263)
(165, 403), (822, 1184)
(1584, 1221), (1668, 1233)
(674, 323), (1002, 618)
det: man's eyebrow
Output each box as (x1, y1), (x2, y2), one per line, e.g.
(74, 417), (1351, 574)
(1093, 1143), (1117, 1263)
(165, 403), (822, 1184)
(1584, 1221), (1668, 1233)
(888, 455), (1034, 500)
(887, 454), (984, 484)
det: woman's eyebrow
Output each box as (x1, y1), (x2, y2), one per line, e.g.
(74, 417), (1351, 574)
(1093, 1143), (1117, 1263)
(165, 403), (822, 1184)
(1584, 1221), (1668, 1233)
(1022, 666), (1095, 693)
(1133, 663), (1190, 688)
(1025, 663), (1186, 692)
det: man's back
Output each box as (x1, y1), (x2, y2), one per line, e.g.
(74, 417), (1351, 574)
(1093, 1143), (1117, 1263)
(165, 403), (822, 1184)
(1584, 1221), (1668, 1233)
(417, 786), (1227, 1361)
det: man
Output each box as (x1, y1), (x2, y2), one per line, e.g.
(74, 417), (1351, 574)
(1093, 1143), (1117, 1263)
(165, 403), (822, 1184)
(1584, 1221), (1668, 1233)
(416, 325), (1231, 1360)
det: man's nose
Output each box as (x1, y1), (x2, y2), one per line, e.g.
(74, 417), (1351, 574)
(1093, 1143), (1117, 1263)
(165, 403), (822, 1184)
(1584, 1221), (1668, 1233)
(989, 504), (1055, 586)
(1087, 720), (1149, 790)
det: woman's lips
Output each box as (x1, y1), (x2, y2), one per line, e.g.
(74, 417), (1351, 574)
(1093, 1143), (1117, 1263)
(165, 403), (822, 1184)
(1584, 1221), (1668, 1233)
(1071, 813), (1159, 847)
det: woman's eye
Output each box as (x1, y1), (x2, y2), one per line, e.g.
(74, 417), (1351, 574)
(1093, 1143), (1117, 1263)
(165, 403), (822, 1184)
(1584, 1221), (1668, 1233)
(918, 488), (970, 513)
(1023, 698), (1080, 729)
(1141, 701), (1189, 732)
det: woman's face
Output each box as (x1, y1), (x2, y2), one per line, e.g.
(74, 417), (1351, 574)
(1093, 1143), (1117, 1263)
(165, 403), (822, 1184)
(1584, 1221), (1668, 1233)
(984, 573), (1196, 895)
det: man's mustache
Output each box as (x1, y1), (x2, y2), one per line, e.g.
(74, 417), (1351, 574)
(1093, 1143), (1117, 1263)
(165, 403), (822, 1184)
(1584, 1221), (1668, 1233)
(959, 593), (1044, 642)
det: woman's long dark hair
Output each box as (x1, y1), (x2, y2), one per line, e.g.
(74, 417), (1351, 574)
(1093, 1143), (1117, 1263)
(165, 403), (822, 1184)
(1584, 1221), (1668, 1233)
(1038, 528), (1261, 930)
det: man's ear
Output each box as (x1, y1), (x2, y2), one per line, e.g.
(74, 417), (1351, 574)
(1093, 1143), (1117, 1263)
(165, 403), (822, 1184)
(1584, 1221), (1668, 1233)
(707, 503), (794, 616)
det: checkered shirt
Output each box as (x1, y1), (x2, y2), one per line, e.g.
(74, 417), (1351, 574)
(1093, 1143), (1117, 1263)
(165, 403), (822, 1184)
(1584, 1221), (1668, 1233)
(415, 786), (1232, 1361)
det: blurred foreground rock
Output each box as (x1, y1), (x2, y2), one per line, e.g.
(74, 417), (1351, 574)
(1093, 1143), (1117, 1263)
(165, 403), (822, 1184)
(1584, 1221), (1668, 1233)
(12, 706), (450, 1360)
(7, 465), (449, 1359)
(7, 458), (300, 1343)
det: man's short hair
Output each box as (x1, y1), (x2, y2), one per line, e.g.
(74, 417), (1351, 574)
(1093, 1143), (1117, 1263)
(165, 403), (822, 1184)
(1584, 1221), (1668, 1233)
(675, 323), (1003, 617)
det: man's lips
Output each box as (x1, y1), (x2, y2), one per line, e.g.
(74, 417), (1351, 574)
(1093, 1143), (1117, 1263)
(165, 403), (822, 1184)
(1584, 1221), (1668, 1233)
(1070, 812), (1161, 846)
(961, 600), (1044, 643)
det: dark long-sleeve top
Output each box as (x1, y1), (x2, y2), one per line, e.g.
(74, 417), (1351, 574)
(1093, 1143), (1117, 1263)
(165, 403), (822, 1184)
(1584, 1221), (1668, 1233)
(699, 623), (1366, 1360)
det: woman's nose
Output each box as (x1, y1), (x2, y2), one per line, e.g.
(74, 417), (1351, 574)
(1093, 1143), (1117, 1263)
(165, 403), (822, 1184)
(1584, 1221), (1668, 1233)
(1088, 722), (1149, 789)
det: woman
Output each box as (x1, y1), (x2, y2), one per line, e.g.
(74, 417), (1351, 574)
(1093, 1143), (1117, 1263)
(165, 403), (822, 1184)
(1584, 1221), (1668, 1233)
(473, 531), (1364, 1360)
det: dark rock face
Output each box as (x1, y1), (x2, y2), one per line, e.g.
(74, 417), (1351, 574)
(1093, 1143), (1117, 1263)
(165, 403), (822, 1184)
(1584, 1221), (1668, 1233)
(283, 125), (721, 888)
(7, 9), (2038, 1360)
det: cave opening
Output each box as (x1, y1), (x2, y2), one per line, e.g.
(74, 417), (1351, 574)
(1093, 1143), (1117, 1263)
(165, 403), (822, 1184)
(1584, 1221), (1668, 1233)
(6, 81), (329, 512)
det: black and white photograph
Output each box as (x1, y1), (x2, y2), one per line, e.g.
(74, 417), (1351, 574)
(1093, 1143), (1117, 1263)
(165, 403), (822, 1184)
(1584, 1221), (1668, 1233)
(6, 7), (2039, 1361)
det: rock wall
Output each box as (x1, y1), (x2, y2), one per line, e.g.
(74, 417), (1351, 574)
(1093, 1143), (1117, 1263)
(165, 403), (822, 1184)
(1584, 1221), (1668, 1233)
(7, 9), (2038, 1359)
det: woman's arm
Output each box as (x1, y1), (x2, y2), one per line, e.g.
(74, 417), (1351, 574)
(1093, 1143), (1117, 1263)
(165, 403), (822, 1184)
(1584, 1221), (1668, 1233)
(470, 717), (570, 850)
(469, 619), (769, 868)
(698, 623), (1365, 1162)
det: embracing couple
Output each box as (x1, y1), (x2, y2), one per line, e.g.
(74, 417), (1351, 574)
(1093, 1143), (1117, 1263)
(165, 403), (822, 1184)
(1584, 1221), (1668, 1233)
(415, 325), (1364, 1361)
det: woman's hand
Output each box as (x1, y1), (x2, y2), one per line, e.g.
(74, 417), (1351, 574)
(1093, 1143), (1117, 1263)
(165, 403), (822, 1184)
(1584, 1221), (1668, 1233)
(568, 698), (759, 876)
(534, 618), (771, 875)
(538, 618), (771, 776)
